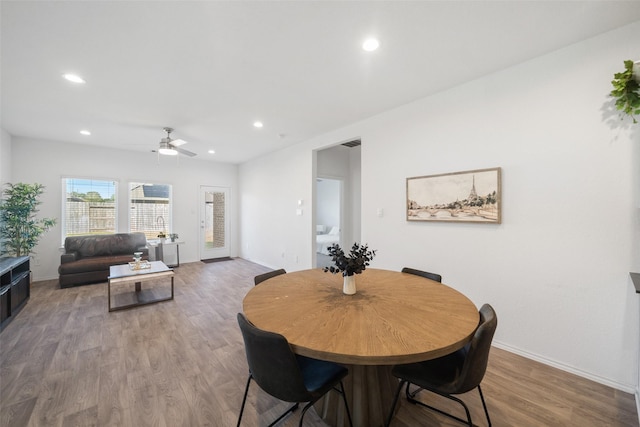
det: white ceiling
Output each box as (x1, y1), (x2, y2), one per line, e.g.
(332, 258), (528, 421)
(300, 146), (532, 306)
(2, 1), (640, 164)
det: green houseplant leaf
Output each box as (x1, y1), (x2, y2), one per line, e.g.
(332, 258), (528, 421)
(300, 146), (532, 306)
(610, 60), (640, 124)
(0, 183), (56, 257)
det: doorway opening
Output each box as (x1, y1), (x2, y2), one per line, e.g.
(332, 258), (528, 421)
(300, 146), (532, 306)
(313, 140), (361, 268)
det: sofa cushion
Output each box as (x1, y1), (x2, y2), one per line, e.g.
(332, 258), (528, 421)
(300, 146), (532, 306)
(64, 233), (147, 258)
(58, 254), (138, 275)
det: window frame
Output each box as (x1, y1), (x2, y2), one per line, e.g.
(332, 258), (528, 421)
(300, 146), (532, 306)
(128, 181), (173, 240)
(61, 176), (118, 243)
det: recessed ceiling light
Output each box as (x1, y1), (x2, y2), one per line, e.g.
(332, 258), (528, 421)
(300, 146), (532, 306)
(208, 149), (215, 154)
(362, 38), (380, 52)
(63, 73), (86, 84)
(80, 130), (91, 136)
(253, 121), (263, 128)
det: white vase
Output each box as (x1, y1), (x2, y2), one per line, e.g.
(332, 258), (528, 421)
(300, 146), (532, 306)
(343, 275), (356, 295)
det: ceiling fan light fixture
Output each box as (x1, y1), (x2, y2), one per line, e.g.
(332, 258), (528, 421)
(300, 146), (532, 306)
(159, 148), (178, 156)
(158, 141), (178, 155)
(156, 127), (196, 157)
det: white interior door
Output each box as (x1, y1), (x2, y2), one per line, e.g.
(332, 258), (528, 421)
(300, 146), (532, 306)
(200, 186), (230, 260)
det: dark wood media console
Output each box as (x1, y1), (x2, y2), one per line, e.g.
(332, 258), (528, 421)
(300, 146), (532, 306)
(0, 256), (31, 332)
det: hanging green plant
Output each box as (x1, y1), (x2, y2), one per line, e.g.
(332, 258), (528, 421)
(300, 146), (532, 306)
(0, 183), (56, 257)
(610, 60), (640, 124)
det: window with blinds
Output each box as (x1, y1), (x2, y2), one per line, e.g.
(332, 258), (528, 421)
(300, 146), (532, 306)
(129, 182), (172, 240)
(63, 178), (117, 238)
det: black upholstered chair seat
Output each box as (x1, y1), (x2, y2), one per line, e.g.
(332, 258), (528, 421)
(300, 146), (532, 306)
(391, 346), (468, 394)
(386, 304), (497, 427)
(237, 313), (353, 427)
(296, 355), (347, 395)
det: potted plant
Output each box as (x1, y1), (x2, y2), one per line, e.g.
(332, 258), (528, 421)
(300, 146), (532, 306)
(169, 233), (179, 242)
(0, 183), (56, 257)
(323, 242), (376, 295)
(610, 60), (640, 123)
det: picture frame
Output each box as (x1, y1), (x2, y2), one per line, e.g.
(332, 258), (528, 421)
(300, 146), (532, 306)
(406, 167), (501, 224)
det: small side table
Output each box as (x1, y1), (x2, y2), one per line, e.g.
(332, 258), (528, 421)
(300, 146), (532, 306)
(148, 240), (183, 268)
(158, 241), (182, 267)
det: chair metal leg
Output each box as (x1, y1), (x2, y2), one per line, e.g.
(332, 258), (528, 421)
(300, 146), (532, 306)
(477, 385), (492, 427)
(237, 375), (253, 427)
(239, 375), (355, 427)
(407, 383), (424, 399)
(337, 380), (353, 427)
(298, 401), (315, 427)
(297, 380), (353, 427)
(268, 402), (299, 427)
(406, 388), (473, 427)
(385, 380), (406, 427)
(238, 373), (299, 427)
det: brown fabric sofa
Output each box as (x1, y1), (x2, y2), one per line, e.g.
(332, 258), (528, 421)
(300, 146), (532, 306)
(58, 233), (149, 288)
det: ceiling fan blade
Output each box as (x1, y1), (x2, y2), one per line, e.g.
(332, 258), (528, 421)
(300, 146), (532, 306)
(173, 145), (196, 157)
(171, 138), (188, 147)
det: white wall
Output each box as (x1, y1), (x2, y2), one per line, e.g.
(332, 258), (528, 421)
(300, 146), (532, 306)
(239, 143), (311, 270)
(11, 137), (238, 280)
(239, 22), (640, 391)
(0, 129), (11, 186)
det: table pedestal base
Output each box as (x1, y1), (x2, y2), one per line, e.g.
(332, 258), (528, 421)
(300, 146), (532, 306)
(314, 365), (398, 427)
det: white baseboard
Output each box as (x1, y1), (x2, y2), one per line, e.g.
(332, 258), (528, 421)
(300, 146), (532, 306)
(242, 256), (279, 271)
(32, 274), (58, 282)
(635, 388), (640, 424)
(493, 340), (636, 394)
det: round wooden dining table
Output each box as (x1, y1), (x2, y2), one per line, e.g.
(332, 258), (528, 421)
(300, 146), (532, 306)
(242, 268), (479, 427)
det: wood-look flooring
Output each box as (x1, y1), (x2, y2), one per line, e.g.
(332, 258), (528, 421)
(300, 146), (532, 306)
(0, 259), (637, 427)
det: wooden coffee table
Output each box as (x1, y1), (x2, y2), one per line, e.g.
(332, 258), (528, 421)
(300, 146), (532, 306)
(107, 261), (174, 312)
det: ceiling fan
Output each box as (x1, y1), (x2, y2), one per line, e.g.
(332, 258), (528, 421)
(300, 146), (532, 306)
(156, 127), (196, 157)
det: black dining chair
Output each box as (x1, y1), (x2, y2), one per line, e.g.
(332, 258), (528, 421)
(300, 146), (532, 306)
(236, 313), (353, 427)
(385, 304), (497, 427)
(254, 268), (286, 285)
(401, 267), (442, 283)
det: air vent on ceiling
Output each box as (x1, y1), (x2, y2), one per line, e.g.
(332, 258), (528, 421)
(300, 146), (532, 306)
(342, 139), (361, 148)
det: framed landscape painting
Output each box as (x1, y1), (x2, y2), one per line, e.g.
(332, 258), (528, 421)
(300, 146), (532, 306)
(406, 167), (501, 224)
